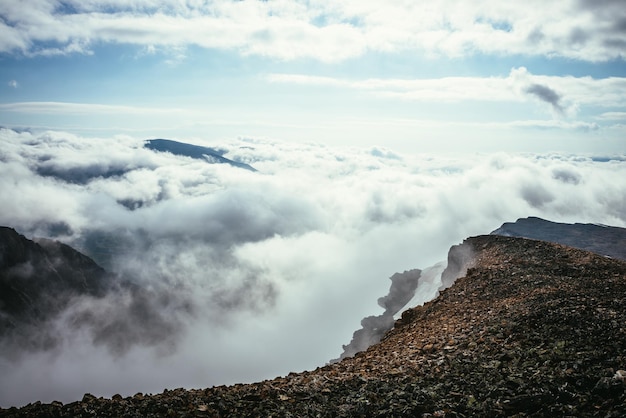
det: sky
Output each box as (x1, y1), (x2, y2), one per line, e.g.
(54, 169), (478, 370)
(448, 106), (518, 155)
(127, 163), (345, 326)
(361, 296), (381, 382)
(0, 0), (625, 152)
(1, 0), (626, 408)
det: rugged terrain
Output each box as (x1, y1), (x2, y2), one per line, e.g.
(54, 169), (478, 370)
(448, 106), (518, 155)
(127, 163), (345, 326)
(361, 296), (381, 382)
(2, 234), (625, 417)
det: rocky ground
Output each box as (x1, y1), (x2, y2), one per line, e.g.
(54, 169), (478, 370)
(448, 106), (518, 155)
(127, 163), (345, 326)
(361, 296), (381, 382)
(2, 235), (625, 417)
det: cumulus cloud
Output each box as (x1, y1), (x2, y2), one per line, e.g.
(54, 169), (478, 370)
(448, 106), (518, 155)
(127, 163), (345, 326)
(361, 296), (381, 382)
(1, 0), (625, 61)
(1, 128), (626, 406)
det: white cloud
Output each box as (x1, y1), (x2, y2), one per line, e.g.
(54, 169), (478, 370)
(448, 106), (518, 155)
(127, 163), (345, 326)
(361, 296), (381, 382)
(596, 112), (626, 121)
(7, 79), (18, 88)
(1, 0), (624, 61)
(268, 68), (626, 108)
(1, 128), (625, 406)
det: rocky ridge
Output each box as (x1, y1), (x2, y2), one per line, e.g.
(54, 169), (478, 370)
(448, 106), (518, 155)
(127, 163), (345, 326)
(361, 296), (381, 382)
(3, 234), (625, 417)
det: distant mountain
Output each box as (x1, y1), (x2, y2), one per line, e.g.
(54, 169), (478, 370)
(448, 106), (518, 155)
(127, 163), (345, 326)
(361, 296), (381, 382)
(7, 235), (625, 416)
(491, 216), (626, 261)
(33, 138), (255, 185)
(145, 139), (256, 171)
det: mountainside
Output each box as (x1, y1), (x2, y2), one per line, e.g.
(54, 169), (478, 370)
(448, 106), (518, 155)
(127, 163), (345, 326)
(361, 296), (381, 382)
(491, 217), (626, 261)
(0, 227), (182, 357)
(4, 235), (625, 417)
(0, 227), (112, 343)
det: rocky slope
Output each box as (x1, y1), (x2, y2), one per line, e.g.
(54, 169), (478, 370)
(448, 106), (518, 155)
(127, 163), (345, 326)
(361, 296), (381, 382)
(3, 235), (625, 417)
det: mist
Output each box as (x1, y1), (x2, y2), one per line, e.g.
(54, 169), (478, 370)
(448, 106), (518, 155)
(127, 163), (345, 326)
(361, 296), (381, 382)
(1, 128), (625, 407)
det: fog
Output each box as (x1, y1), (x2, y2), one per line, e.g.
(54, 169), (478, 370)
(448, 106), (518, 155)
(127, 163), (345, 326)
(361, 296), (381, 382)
(1, 128), (625, 407)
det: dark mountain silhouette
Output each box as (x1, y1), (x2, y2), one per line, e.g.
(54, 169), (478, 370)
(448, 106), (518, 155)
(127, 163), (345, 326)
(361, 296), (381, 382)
(145, 139), (256, 171)
(4, 235), (624, 416)
(0, 227), (112, 348)
(0, 227), (186, 355)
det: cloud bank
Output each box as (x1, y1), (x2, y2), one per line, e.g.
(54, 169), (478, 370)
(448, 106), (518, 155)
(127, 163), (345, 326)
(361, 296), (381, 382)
(1, 0), (625, 62)
(0, 128), (625, 407)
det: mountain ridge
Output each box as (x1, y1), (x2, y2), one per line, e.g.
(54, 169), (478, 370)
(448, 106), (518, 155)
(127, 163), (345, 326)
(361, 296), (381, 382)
(490, 216), (626, 261)
(145, 139), (257, 171)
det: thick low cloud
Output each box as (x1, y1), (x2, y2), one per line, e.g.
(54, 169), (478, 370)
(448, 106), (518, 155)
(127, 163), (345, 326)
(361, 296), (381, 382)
(0, 128), (625, 407)
(335, 268), (422, 361)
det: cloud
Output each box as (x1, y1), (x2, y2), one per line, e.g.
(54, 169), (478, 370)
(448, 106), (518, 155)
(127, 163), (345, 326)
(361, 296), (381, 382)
(1, 1), (625, 61)
(7, 80), (18, 88)
(268, 68), (626, 110)
(266, 72), (518, 102)
(507, 119), (600, 131)
(335, 268), (422, 361)
(524, 83), (565, 114)
(1, 128), (626, 406)
(596, 112), (626, 121)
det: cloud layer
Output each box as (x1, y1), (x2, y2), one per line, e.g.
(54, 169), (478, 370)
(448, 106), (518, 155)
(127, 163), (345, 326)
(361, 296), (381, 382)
(1, 0), (625, 61)
(0, 128), (625, 406)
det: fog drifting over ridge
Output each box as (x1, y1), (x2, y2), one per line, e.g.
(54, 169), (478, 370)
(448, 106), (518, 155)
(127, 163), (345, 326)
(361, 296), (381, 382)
(1, 128), (625, 407)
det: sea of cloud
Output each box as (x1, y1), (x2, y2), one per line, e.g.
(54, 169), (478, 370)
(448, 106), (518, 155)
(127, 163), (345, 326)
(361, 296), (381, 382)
(0, 128), (625, 407)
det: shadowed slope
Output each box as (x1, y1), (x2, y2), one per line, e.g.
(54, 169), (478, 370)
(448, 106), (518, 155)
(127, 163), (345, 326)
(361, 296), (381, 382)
(0, 227), (187, 356)
(0, 227), (110, 342)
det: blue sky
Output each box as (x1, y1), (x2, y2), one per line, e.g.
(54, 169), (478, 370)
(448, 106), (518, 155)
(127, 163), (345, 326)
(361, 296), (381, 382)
(1, 0), (625, 153)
